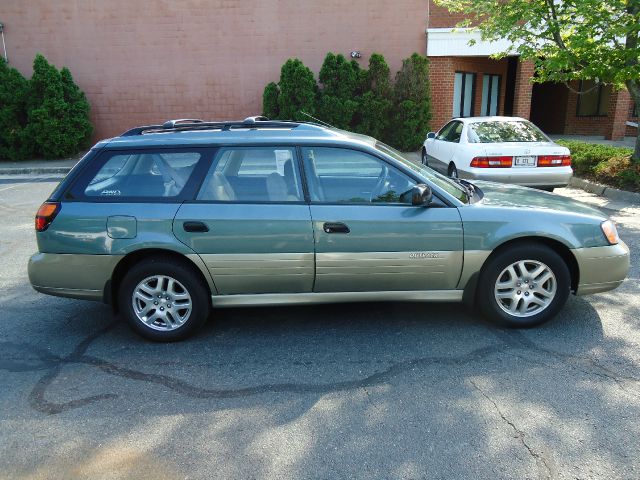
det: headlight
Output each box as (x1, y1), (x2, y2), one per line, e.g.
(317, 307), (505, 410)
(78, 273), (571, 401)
(601, 220), (619, 245)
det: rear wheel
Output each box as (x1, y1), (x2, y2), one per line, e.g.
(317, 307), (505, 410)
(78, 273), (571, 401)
(448, 162), (458, 178)
(477, 244), (570, 328)
(118, 257), (210, 341)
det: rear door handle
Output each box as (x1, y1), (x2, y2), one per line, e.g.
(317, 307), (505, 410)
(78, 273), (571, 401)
(323, 222), (350, 234)
(183, 221), (209, 233)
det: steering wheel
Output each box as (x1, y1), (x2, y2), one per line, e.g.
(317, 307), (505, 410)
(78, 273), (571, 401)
(369, 165), (389, 202)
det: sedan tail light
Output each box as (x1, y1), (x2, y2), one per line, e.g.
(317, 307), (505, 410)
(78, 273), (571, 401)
(537, 155), (571, 167)
(470, 156), (513, 168)
(35, 202), (60, 232)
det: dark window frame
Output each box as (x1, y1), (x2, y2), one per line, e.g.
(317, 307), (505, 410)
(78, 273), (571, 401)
(576, 80), (611, 117)
(453, 71), (477, 118)
(65, 146), (212, 203)
(481, 74), (501, 116)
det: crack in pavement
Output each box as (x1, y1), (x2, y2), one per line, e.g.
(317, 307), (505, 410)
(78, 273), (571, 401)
(2, 320), (638, 416)
(1, 322), (511, 414)
(469, 379), (555, 480)
(493, 330), (640, 398)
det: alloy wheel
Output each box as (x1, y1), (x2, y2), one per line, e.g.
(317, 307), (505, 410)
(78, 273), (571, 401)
(494, 260), (557, 318)
(131, 275), (193, 331)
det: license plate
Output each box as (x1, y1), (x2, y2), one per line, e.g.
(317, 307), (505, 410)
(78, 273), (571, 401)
(514, 156), (536, 167)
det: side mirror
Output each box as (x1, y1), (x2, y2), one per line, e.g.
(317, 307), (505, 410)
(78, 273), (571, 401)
(427, 132), (436, 139)
(411, 184), (432, 206)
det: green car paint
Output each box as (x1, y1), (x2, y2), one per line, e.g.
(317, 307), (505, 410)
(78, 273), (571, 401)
(28, 121), (630, 312)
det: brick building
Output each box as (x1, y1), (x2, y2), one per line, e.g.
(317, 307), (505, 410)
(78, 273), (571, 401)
(1, 0), (637, 141)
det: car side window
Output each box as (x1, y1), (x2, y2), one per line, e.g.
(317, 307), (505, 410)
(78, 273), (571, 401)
(444, 122), (463, 143)
(301, 147), (416, 204)
(197, 147), (304, 202)
(83, 151), (201, 198)
(436, 122), (455, 141)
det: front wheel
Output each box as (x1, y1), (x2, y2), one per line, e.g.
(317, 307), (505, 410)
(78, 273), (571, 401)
(476, 244), (570, 328)
(421, 148), (429, 166)
(118, 257), (210, 341)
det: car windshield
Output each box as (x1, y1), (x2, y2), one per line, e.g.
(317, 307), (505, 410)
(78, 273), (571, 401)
(374, 141), (469, 203)
(468, 120), (548, 143)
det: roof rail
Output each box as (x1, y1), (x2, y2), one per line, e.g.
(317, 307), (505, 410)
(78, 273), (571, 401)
(120, 116), (325, 136)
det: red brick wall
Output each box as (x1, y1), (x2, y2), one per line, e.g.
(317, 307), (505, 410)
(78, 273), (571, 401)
(2, 0), (429, 139)
(563, 82), (633, 140)
(428, 56), (509, 131)
(428, 0), (469, 28)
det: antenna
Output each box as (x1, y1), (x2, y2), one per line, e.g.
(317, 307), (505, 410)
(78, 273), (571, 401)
(300, 111), (335, 129)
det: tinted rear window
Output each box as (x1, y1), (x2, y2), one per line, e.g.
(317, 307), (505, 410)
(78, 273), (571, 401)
(467, 121), (548, 143)
(83, 151), (201, 198)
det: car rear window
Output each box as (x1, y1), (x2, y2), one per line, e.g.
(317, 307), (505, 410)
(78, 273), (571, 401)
(467, 121), (548, 143)
(82, 151), (201, 198)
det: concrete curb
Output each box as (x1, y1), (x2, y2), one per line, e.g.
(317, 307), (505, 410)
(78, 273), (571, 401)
(568, 176), (640, 205)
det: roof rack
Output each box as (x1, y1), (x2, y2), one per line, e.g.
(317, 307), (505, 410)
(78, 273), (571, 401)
(120, 116), (322, 136)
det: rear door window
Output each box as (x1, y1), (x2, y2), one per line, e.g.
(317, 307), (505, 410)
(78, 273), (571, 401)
(76, 149), (206, 200)
(197, 147), (304, 202)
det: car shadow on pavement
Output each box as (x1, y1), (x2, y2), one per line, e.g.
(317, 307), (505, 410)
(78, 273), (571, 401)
(3, 283), (640, 479)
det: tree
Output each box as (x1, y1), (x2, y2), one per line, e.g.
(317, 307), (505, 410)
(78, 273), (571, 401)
(390, 53), (432, 151)
(277, 59), (317, 121)
(354, 53), (393, 141)
(317, 53), (359, 128)
(262, 81), (280, 119)
(435, 0), (640, 161)
(25, 54), (92, 158)
(0, 58), (31, 160)
(60, 67), (92, 150)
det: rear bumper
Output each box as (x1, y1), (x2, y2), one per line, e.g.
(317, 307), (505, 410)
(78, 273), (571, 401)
(28, 252), (122, 302)
(573, 242), (630, 295)
(459, 166), (573, 187)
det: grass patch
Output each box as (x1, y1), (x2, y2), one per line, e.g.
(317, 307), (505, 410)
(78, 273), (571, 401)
(555, 139), (639, 192)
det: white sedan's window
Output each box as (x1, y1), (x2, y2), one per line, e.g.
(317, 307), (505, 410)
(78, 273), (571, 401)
(468, 121), (548, 143)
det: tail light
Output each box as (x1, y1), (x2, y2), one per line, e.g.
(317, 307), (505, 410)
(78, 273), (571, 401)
(35, 202), (60, 232)
(537, 155), (571, 167)
(470, 156), (513, 168)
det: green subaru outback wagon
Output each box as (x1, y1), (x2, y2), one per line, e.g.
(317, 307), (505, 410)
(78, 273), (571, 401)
(28, 117), (630, 341)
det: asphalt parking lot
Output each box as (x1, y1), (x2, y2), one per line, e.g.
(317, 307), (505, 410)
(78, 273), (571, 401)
(0, 179), (638, 480)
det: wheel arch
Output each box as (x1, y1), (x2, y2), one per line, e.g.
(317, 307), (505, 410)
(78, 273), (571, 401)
(105, 248), (214, 312)
(463, 236), (580, 308)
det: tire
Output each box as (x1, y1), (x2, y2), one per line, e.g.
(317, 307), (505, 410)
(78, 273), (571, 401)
(476, 243), (570, 328)
(118, 257), (210, 341)
(421, 148), (429, 166)
(448, 162), (458, 178)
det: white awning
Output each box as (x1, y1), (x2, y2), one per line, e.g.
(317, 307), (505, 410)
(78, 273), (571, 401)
(426, 28), (518, 57)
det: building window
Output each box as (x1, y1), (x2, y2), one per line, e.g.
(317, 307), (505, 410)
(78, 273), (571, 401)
(576, 80), (611, 116)
(633, 102), (638, 117)
(453, 72), (476, 117)
(481, 74), (501, 116)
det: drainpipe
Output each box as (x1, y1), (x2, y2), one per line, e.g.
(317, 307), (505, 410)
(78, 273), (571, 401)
(0, 23), (7, 62)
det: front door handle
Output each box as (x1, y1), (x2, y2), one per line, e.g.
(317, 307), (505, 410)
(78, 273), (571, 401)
(323, 222), (350, 234)
(183, 221), (209, 233)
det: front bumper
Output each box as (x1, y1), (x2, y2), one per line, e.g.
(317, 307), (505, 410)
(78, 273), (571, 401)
(460, 166), (573, 187)
(28, 252), (122, 302)
(573, 242), (630, 295)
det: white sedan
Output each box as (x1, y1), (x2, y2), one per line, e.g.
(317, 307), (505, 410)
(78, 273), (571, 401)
(422, 116), (573, 190)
